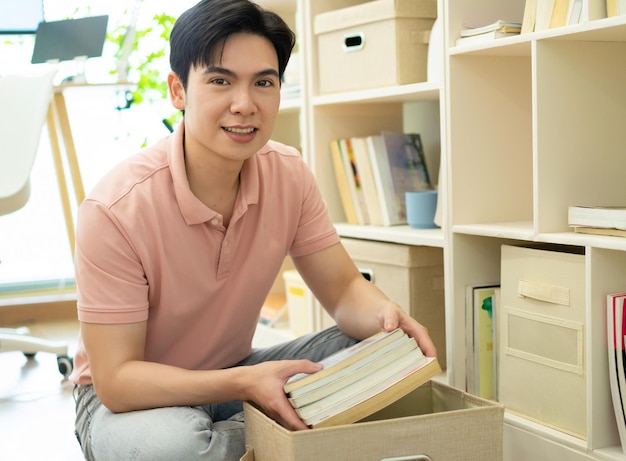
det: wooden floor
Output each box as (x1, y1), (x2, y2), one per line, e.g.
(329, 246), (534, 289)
(0, 320), (84, 461)
(0, 316), (294, 461)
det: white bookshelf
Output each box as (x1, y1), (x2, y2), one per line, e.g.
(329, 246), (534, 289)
(260, 0), (626, 458)
(447, 0), (626, 459)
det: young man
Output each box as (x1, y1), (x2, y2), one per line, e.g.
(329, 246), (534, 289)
(70, 1), (436, 459)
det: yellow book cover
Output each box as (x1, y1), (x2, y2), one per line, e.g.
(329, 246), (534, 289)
(329, 139), (358, 224)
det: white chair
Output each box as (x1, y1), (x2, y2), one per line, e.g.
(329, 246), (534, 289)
(0, 66), (73, 378)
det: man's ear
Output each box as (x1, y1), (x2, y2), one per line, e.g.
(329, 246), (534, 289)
(168, 71), (185, 110)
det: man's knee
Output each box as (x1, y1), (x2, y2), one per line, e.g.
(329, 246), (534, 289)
(89, 406), (245, 460)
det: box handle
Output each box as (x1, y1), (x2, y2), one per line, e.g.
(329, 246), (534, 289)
(380, 456), (433, 461)
(343, 32), (365, 52)
(517, 278), (570, 307)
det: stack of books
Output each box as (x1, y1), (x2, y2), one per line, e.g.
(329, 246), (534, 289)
(568, 205), (626, 238)
(330, 131), (433, 227)
(284, 328), (441, 428)
(456, 20), (521, 47)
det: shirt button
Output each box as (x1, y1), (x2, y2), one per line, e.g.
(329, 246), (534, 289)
(210, 218), (219, 226)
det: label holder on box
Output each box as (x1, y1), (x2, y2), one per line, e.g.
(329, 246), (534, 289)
(343, 32), (365, 52)
(503, 307), (584, 375)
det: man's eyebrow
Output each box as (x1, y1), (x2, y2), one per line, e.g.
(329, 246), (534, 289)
(204, 66), (235, 77)
(204, 66), (280, 79)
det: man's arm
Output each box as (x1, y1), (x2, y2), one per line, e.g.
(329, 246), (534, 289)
(81, 321), (321, 430)
(291, 242), (437, 357)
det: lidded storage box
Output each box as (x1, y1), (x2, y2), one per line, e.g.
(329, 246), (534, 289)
(341, 238), (446, 368)
(314, 0), (437, 94)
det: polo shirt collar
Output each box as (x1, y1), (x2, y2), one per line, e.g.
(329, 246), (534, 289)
(168, 123), (261, 226)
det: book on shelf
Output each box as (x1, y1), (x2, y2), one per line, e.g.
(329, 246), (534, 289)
(567, 0), (583, 25)
(534, 0), (557, 30)
(339, 138), (369, 225)
(465, 284), (500, 400)
(456, 20), (522, 46)
(607, 293), (626, 454)
(367, 135), (401, 226)
(284, 328), (441, 428)
(608, 0), (626, 16)
(459, 20), (522, 37)
(456, 30), (520, 46)
(530, 0), (587, 29)
(350, 136), (385, 226)
(367, 131), (432, 226)
(572, 226), (626, 238)
(549, 0), (571, 27)
(523, 0), (579, 31)
(329, 139), (358, 225)
(521, 0), (539, 33)
(568, 205), (626, 231)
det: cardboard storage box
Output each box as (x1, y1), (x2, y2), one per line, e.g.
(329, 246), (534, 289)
(341, 238), (446, 368)
(314, 0), (437, 94)
(499, 245), (586, 438)
(242, 380), (503, 461)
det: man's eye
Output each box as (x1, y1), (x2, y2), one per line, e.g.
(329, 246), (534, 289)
(211, 78), (229, 85)
(257, 79), (275, 87)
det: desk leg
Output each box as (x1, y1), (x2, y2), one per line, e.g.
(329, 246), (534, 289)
(47, 104), (75, 258)
(52, 92), (85, 204)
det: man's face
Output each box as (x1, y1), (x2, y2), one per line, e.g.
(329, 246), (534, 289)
(171, 32), (282, 163)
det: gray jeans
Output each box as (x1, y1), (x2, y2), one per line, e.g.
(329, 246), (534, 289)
(74, 326), (357, 461)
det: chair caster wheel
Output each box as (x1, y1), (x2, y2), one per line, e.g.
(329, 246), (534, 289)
(57, 355), (73, 378)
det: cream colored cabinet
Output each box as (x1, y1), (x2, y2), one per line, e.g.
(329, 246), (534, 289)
(447, 0), (626, 459)
(261, 0), (626, 458)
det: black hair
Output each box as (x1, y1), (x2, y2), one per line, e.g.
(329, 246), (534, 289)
(169, 0), (295, 89)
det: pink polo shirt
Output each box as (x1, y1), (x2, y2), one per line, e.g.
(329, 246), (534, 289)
(69, 124), (339, 385)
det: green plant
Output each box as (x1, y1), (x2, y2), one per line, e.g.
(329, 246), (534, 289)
(107, 9), (182, 135)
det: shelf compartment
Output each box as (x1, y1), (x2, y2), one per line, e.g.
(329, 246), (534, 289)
(534, 39), (626, 234)
(311, 98), (441, 225)
(448, 53), (533, 227)
(587, 247), (626, 452)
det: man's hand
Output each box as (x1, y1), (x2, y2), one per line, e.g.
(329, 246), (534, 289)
(378, 303), (437, 358)
(244, 359), (322, 431)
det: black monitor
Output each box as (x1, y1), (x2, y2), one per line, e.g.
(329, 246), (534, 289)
(0, 0), (44, 35)
(31, 15), (109, 64)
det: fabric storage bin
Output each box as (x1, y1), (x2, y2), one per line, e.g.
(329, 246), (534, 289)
(314, 0), (437, 94)
(499, 244), (586, 439)
(242, 380), (504, 461)
(341, 238), (446, 368)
